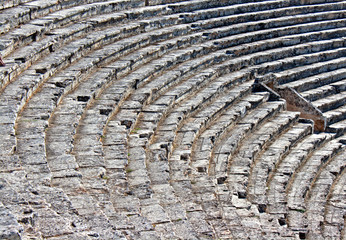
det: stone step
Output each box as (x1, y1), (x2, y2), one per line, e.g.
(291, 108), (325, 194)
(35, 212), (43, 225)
(205, 13), (346, 43)
(193, 4), (346, 32)
(324, 104), (346, 125)
(227, 111), (302, 197)
(266, 132), (335, 216)
(212, 101), (286, 177)
(286, 138), (344, 211)
(304, 147), (345, 239)
(0, 0), (145, 57)
(326, 118), (346, 136)
(281, 68), (346, 92)
(301, 85), (338, 102)
(247, 122), (313, 205)
(322, 167), (346, 239)
(192, 93), (269, 173)
(260, 49), (346, 86)
(312, 91), (346, 113)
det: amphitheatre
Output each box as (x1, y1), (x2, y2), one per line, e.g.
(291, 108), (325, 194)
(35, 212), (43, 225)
(0, 0), (345, 239)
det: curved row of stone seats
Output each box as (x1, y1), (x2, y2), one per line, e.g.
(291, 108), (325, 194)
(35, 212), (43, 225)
(303, 146), (345, 239)
(7, 0), (344, 159)
(0, 2), (171, 88)
(2, 0), (345, 91)
(322, 165), (346, 239)
(72, 28), (338, 236)
(102, 28), (346, 236)
(8, 8), (246, 236)
(264, 134), (345, 238)
(286, 137), (345, 225)
(35, 17), (346, 237)
(0, 0), (146, 36)
(0, 0), (32, 10)
(2, 0), (346, 238)
(1, 0), (344, 105)
(13, 36), (202, 239)
(300, 78), (346, 102)
(1, 0), (270, 58)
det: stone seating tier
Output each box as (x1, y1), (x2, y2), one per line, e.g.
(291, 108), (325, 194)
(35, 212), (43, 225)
(0, 0), (345, 239)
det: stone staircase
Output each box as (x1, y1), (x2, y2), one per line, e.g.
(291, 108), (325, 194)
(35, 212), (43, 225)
(0, 0), (345, 239)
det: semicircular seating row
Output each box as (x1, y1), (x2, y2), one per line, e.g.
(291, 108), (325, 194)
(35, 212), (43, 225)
(0, 0), (345, 239)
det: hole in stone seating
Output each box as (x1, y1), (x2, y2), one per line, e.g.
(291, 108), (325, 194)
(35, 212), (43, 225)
(32, 33), (37, 42)
(100, 109), (112, 116)
(23, 208), (33, 214)
(217, 176), (227, 184)
(77, 96), (90, 102)
(15, 57), (26, 63)
(237, 191), (246, 199)
(36, 68), (47, 74)
(210, 136), (215, 144)
(71, 222), (76, 228)
(121, 120), (133, 129)
(40, 115), (49, 120)
(299, 232), (306, 239)
(49, 45), (54, 53)
(278, 218), (286, 226)
(197, 167), (207, 173)
(19, 217), (30, 224)
(55, 82), (67, 88)
(258, 204), (267, 213)
(88, 233), (100, 237)
(180, 154), (189, 160)
(31, 190), (39, 195)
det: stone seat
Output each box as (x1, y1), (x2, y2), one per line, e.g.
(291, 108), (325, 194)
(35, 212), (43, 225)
(302, 146), (345, 239)
(0, 0), (32, 10)
(286, 138), (344, 214)
(211, 101), (286, 176)
(167, 0), (237, 13)
(257, 49), (346, 86)
(322, 164), (346, 239)
(247, 122), (313, 204)
(281, 68), (346, 92)
(191, 3), (346, 34)
(326, 118), (346, 135)
(5, 0), (346, 94)
(192, 93), (269, 171)
(312, 91), (346, 113)
(266, 133), (333, 212)
(0, 0), (64, 35)
(298, 77), (345, 101)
